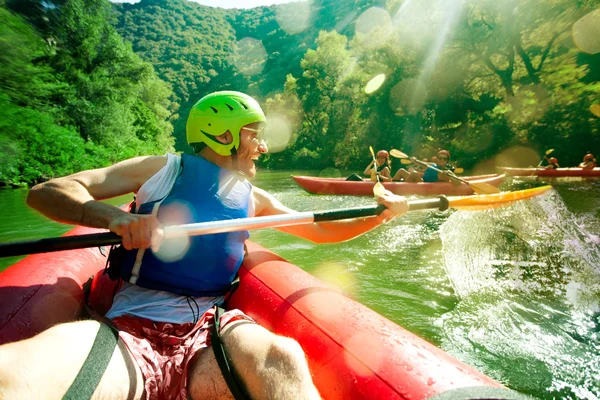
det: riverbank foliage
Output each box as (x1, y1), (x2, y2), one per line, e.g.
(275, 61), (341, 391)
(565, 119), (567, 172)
(1, 0), (174, 186)
(1, 0), (599, 185)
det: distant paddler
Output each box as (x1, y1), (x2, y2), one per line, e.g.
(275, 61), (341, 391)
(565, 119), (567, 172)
(392, 149), (455, 183)
(579, 153), (596, 169)
(364, 149), (392, 182)
(545, 157), (560, 169)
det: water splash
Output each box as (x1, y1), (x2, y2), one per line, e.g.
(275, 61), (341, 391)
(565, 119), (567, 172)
(438, 190), (600, 399)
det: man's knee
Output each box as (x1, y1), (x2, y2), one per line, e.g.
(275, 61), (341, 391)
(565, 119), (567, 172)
(265, 336), (308, 372)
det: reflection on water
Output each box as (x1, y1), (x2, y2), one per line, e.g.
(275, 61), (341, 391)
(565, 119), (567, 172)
(1, 172), (600, 399)
(439, 189), (600, 399)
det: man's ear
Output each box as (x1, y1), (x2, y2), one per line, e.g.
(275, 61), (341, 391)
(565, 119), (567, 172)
(215, 131), (233, 144)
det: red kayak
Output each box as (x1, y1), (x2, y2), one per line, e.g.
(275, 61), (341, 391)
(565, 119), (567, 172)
(498, 167), (600, 177)
(293, 174), (505, 196)
(0, 225), (525, 399)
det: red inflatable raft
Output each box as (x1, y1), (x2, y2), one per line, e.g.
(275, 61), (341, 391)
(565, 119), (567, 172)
(498, 167), (600, 177)
(0, 225), (528, 399)
(292, 174), (505, 196)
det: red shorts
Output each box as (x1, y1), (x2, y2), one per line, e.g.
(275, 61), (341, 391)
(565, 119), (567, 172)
(111, 308), (253, 400)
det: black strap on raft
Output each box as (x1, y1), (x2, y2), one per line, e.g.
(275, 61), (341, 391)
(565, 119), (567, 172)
(210, 304), (251, 400)
(345, 173), (364, 181)
(62, 323), (119, 400)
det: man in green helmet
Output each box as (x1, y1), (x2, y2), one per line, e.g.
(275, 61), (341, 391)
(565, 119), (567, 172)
(0, 91), (409, 400)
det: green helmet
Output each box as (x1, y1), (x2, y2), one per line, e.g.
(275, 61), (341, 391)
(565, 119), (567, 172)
(186, 91), (266, 156)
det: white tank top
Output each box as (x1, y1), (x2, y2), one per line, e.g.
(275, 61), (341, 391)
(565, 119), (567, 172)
(105, 153), (255, 323)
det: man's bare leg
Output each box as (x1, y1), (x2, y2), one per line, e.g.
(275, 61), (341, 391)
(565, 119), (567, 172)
(188, 320), (320, 400)
(0, 320), (144, 400)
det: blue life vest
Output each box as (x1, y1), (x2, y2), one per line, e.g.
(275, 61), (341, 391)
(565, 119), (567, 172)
(422, 164), (441, 182)
(118, 154), (251, 296)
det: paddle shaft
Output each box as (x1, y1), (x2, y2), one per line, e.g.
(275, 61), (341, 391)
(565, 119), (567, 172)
(536, 149), (554, 167)
(0, 198), (449, 257)
(369, 147), (382, 184)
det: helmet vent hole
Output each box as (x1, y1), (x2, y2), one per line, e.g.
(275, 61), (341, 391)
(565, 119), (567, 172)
(210, 106), (218, 113)
(239, 101), (249, 110)
(225, 103), (234, 111)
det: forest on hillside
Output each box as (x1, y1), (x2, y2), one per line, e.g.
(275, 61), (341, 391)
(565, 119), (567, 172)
(0, 0), (175, 186)
(1, 0), (599, 186)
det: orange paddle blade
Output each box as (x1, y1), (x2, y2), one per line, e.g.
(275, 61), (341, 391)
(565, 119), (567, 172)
(390, 149), (408, 158)
(468, 181), (500, 195)
(448, 185), (552, 210)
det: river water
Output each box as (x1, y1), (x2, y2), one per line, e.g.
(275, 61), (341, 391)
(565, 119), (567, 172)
(1, 171), (599, 399)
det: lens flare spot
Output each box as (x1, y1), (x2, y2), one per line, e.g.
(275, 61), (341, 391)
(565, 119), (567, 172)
(234, 38), (267, 77)
(312, 262), (357, 296)
(275, 2), (311, 34)
(155, 228), (191, 263)
(355, 7), (393, 49)
(154, 201), (193, 263)
(264, 114), (293, 153)
(364, 73), (386, 94)
(572, 10), (600, 54)
(494, 146), (540, 168)
(343, 332), (383, 377)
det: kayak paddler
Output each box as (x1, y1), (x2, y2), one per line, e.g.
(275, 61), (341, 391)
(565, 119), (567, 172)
(579, 153), (596, 169)
(0, 91), (409, 400)
(363, 149), (392, 182)
(545, 157), (560, 169)
(392, 149), (455, 182)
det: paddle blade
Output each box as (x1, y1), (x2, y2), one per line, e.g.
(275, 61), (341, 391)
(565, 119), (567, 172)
(369, 146), (376, 157)
(469, 182), (501, 195)
(390, 149), (408, 159)
(589, 104), (600, 118)
(454, 168), (464, 174)
(448, 185), (552, 211)
(545, 149), (555, 155)
(400, 159), (413, 165)
(373, 182), (386, 197)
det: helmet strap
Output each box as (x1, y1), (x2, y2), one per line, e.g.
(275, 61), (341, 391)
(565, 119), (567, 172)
(230, 146), (245, 178)
(231, 146), (238, 167)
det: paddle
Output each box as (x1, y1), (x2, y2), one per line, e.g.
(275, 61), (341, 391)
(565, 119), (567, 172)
(536, 149), (555, 168)
(0, 186), (552, 258)
(390, 149), (500, 195)
(369, 146), (386, 196)
(399, 158), (463, 174)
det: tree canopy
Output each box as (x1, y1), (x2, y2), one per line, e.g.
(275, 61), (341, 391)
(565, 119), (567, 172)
(1, 0), (599, 186)
(1, 0), (174, 186)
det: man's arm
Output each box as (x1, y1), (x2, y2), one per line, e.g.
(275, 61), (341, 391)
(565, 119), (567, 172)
(252, 187), (408, 244)
(27, 156), (167, 249)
